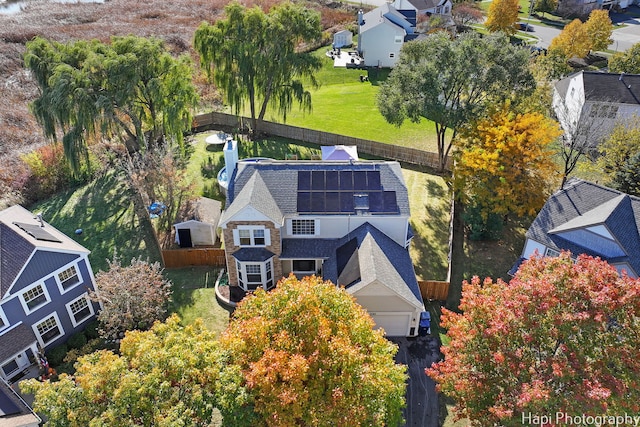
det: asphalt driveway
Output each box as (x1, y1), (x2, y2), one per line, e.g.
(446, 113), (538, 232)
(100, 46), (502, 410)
(388, 335), (442, 427)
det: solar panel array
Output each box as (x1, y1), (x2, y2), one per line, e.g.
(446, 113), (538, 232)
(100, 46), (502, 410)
(297, 170), (399, 214)
(13, 222), (62, 243)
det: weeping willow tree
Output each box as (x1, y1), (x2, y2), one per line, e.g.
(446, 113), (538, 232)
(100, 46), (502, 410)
(194, 1), (322, 137)
(24, 36), (198, 172)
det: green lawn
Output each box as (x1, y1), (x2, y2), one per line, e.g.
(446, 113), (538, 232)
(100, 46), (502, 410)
(238, 48), (438, 151)
(30, 171), (162, 273)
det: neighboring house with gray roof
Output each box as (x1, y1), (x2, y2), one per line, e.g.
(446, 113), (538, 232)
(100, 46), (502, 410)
(553, 71), (640, 147)
(392, 0), (452, 17)
(511, 179), (640, 277)
(219, 155), (425, 337)
(357, 4), (418, 68)
(0, 377), (40, 426)
(0, 205), (100, 382)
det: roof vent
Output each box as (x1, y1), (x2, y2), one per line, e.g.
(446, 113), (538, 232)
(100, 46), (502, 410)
(34, 213), (44, 227)
(619, 72), (624, 81)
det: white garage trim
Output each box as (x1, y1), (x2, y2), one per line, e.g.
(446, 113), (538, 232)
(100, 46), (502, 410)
(370, 312), (411, 337)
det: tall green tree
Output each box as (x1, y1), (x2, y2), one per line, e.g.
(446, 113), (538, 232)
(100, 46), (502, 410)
(428, 253), (640, 425)
(194, 2), (322, 137)
(217, 275), (407, 427)
(377, 32), (535, 171)
(21, 315), (220, 427)
(609, 42), (640, 74)
(24, 36), (198, 171)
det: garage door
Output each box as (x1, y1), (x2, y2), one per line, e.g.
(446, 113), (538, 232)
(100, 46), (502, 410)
(372, 313), (411, 337)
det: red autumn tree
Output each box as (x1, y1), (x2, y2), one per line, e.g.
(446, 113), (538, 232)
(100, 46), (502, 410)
(427, 253), (640, 425)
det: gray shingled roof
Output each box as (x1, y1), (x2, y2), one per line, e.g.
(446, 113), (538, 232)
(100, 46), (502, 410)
(400, 0), (439, 11)
(0, 324), (37, 362)
(322, 223), (422, 304)
(224, 160), (410, 220)
(0, 205), (88, 299)
(361, 3), (414, 34)
(221, 171), (284, 225)
(0, 224), (34, 299)
(556, 71), (640, 105)
(525, 178), (640, 274)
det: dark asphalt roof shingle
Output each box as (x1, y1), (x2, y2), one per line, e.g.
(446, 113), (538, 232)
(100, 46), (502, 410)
(226, 160), (410, 220)
(526, 178), (640, 274)
(0, 224), (34, 299)
(0, 324), (37, 362)
(556, 71), (640, 105)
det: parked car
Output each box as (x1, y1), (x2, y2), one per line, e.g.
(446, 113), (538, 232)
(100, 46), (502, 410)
(518, 22), (534, 32)
(419, 311), (431, 336)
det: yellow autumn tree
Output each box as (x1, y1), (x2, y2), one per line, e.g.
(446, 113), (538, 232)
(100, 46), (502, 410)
(485, 0), (520, 36)
(549, 18), (590, 58)
(455, 105), (561, 220)
(584, 9), (613, 52)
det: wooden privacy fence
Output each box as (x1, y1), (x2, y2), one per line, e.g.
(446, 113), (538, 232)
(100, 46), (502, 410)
(192, 112), (451, 171)
(162, 248), (226, 268)
(418, 280), (449, 301)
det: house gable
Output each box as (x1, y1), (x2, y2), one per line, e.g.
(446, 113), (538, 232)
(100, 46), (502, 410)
(221, 171), (283, 226)
(9, 251), (81, 296)
(0, 224), (34, 299)
(518, 179), (640, 276)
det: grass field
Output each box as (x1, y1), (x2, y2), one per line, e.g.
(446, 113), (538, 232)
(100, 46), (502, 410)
(240, 48), (439, 151)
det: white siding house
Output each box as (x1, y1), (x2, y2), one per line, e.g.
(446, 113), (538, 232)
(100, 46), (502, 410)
(358, 4), (416, 68)
(218, 151), (425, 337)
(553, 71), (640, 147)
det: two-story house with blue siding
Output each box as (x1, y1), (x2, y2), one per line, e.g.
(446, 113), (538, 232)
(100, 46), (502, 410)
(0, 205), (100, 382)
(219, 146), (425, 337)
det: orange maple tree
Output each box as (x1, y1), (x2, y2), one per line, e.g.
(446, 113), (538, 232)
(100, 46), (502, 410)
(216, 274), (407, 427)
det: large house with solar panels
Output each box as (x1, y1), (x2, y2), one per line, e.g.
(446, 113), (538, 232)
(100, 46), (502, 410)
(219, 148), (425, 337)
(0, 205), (100, 383)
(510, 179), (640, 278)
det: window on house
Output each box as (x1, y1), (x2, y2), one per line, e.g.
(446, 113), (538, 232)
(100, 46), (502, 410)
(0, 308), (6, 330)
(253, 229), (265, 245)
(236, 227), (269, 246)
(1, 360), (18, 377)
(58, 265), (80, 290)
(291, 219), (315, 235)
(394, 36), (403, 44)
(389, 53), (395, 58)
(22, 285), (48, 312)
(293, 260), (316, 272)
(545, 248), (560, 258)
(36, 315), (62, 345)
(68, 295), (93, 326)
(237, 260), (274, 291)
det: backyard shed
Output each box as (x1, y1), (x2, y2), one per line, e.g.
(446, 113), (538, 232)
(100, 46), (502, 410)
(173, 197), (222, 247)
(333, 30), (353, 48)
